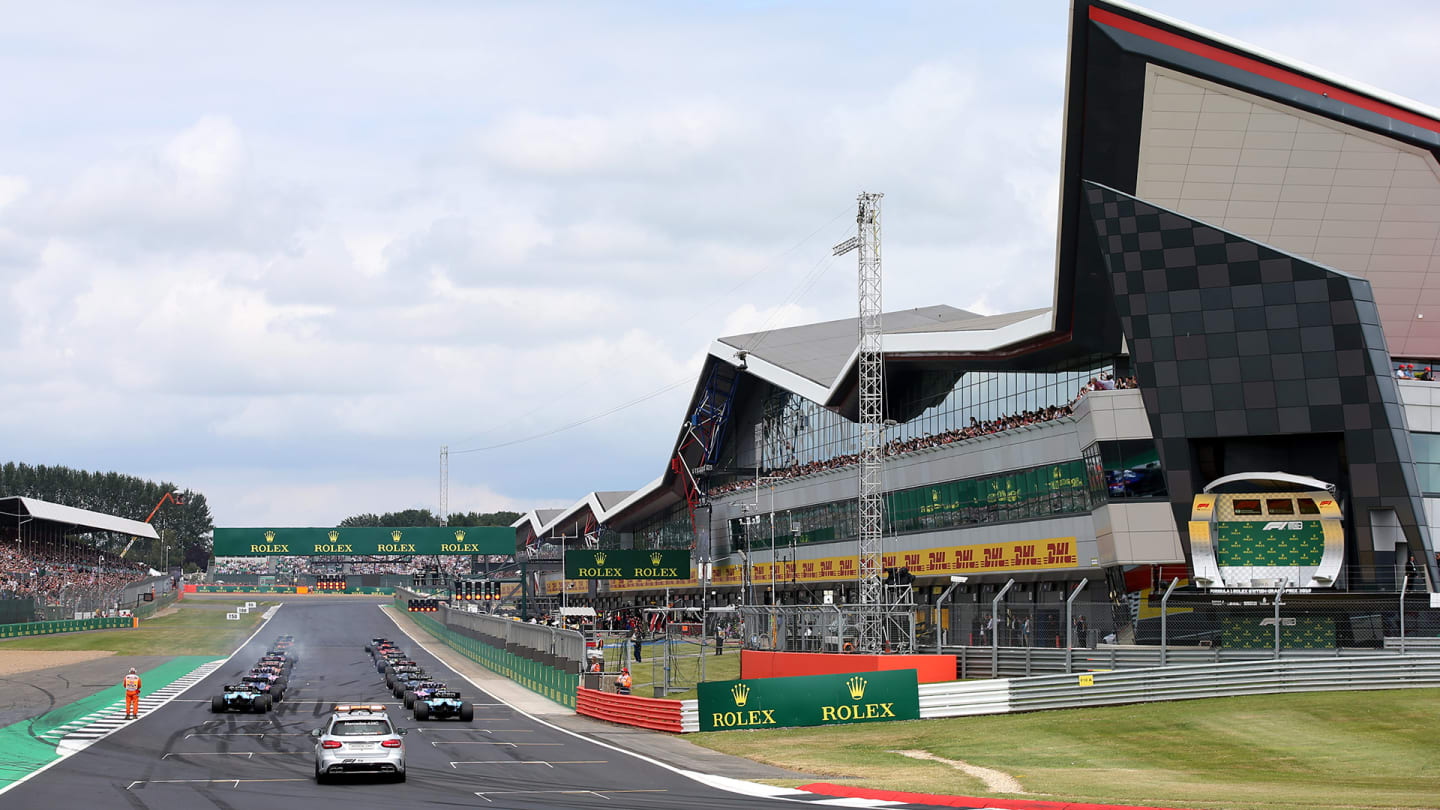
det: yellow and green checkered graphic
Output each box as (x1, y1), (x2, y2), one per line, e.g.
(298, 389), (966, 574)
(397, 598), (577, 709)
(1215, 520), (1324, 567)
(1222, 616), (1336, 649)
(0, 617), (130, 638)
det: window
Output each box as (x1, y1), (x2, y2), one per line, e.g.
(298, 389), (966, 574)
(1412, 433), (1440, 495)
(1092, 440), (1167, 500)
(1233, 499), (1262, 516)
(1297, 498), (1320, 515)
(331, 720), (392, 736)
(1266, 499), (1295, 515)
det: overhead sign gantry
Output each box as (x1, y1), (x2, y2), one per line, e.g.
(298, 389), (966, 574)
(212, 526), (514, 556)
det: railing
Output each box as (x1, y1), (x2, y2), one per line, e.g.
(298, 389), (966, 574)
(943, 643), (1413, 678)
(919, 654), (1440, 719)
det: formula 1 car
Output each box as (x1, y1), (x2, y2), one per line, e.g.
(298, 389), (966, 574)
(211, 683), (272, 713)
(403, 681), (446, 709)
(376, 651), (409, 674)
(385, 662), (424, 690)
(262, 652), (295, 671)
(413, 689), (472, 722)
(364, 637), (390, 654)
(242, 673), (286, 702)
(389, 669), (430, 700)
(274, 634), (295, 652)
(249, 666), (288, 690)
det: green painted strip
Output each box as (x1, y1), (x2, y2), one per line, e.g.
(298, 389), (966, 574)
(0, 655), (214, 792)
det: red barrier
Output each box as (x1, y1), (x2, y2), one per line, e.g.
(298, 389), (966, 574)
(575, 687), (684, 733)
(183, 584), (197, 593)
(741, 650), (956, 684)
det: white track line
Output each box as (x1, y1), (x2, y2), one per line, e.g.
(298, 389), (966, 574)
(0, 604), (283, 798)
(380, 605), (815, 805)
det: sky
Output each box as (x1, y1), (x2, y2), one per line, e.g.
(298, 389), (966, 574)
(2, 1), (1439, 527)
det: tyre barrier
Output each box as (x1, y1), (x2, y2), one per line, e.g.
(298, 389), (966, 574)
(576, 687), (685, 733)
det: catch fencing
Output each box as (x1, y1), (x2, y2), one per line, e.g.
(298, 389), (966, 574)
(918, 653), (1440, 719)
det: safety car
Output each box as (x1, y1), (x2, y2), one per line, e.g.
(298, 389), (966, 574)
(312, 704), (407, 783)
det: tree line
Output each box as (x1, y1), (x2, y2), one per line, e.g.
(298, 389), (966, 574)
(339, 508), (521, 528)
(0, 462), (214, 571)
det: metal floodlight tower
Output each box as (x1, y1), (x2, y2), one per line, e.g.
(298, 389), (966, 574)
(834, 191), (884, 653)
(439, 446), (449, 527)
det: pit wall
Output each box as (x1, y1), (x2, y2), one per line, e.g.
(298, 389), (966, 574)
(391, 593), (579, 709)
(0, 616), (134, 638)
(741, 650), (956, 684)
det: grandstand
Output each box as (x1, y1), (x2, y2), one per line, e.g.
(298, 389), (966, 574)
(0, 496), (161, 622)
(512, 0), (1440, 650)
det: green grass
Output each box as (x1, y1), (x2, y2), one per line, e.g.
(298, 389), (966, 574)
(0, 599), (276, 656)
(688, 689), (1440, 810)
(598, 638), (741, 700)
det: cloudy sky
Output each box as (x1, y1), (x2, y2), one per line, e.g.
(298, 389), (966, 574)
(3, 1), (1438, 527)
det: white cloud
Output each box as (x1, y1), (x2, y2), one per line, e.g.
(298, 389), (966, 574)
(1, 2), (1436, 526)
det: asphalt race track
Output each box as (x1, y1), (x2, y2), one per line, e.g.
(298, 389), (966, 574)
(1, 600), (842, 810)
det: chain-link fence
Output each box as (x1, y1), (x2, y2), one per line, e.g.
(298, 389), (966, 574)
(27, 574), (175, 621)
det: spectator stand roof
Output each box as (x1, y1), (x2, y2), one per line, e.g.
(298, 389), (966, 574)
(0, 496), (159, 540)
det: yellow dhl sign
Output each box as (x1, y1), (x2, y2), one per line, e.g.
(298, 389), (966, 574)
(588, 537), (1078, 592)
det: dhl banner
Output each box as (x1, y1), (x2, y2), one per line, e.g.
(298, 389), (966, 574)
(548, 537), (1078, 593)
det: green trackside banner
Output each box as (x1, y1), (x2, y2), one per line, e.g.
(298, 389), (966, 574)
(212, 526), (514, 557)
(698, 669), (920, 731)
(563, 549), (690, 579)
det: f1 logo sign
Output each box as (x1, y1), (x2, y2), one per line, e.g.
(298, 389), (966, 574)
(1262, 521), (1303, 531)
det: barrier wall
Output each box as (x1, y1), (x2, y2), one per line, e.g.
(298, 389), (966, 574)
(741, 650), (956, 684)
(0, 616), (132, 638)
(576, 687), (685, 733)
(394, 593), (578, 709)
(0, 598), (37, 624)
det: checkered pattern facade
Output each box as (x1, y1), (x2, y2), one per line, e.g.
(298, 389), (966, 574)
(1083, 182), (1429, 581)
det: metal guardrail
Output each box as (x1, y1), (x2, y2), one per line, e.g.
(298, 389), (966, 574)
(395, 586), (585, 662)
(945, 644), (1414, 679)
(1384, 636), (1440, 651)
(918, 654), (1440, 719)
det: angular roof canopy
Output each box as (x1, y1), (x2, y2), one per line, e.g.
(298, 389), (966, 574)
(2, 496), (160, 539)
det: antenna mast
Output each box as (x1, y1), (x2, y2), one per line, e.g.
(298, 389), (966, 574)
(439, 445), (449, 527)
(834, 191), (885, 653)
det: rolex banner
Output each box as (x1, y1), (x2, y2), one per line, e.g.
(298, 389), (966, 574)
(212, 526), (515, 557)
(564, 549), (690, 580)
(698, 669), (920, 731)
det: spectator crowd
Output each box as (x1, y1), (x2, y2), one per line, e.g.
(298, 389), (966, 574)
(211, 554), (511, 578)
(1, 539), (150, 605)
(710, 373), (1137, 497)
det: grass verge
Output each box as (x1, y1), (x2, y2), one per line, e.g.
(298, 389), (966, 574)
(688, 688), (1440, 810)
(0, 599), (276, 656)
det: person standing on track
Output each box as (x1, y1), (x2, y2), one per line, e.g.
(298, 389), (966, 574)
(123, 667), (141, 719)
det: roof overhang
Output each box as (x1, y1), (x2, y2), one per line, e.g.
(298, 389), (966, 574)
(1, 496), (160, 539)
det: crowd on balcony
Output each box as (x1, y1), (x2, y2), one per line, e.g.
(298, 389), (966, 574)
(0, 540), (150, 602)
(1395, 363), (1435, 381)
(708, 373), (1137, 497)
